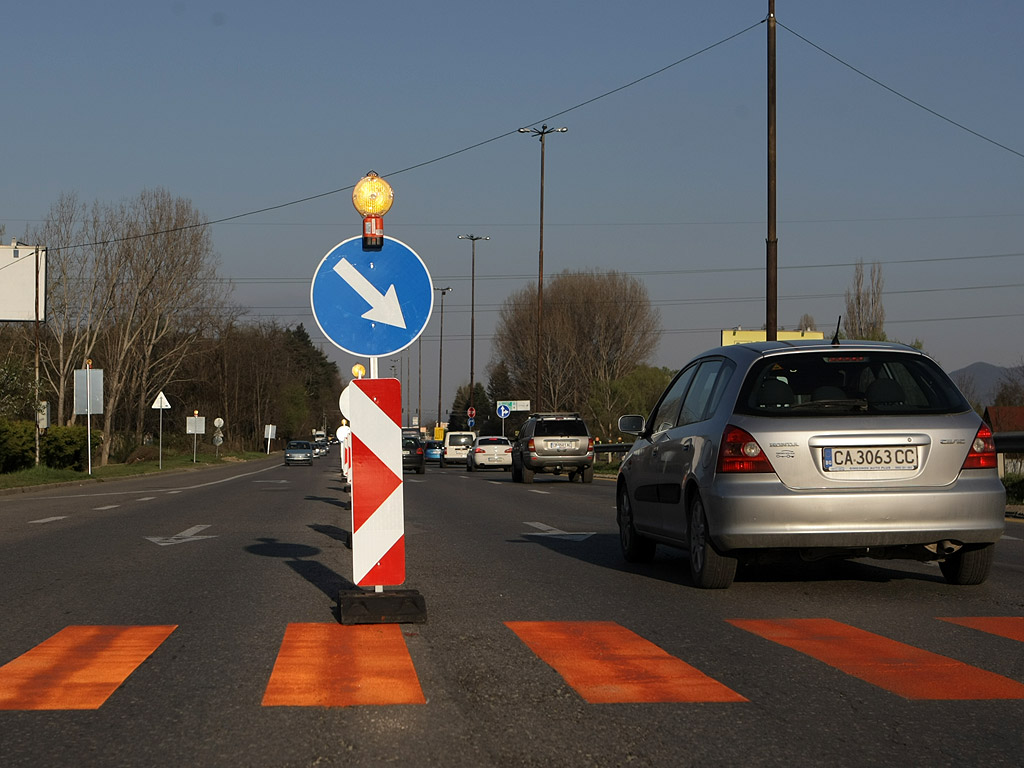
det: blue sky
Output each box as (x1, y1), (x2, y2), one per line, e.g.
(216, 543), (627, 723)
(5, 1), (1023, 422)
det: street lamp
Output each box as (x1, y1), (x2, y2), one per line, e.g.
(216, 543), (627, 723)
(519, 124), (567, 412)
(457, 234), (489, 414)
(434, 286), (452, 428)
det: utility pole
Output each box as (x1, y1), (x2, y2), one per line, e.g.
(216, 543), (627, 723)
(766, 0), (778, 340)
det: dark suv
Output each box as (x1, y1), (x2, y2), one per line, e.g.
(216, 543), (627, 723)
(511, 412), (595, 483)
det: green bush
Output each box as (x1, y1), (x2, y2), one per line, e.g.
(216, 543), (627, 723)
(1004, 473), (1024, 505)
(0, 419), (36, 473)
(41, 425), (94, 471)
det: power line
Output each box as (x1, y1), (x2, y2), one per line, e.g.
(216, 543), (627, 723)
(778, 21), (1024, 161)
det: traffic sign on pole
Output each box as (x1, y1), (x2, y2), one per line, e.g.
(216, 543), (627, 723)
(311, 236), (433, 358)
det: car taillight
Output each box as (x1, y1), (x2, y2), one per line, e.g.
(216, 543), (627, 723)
(474, 447), (485, 453)
(587, 437), (594, 451)
(504, 447), (512, 454)
(416, 447), (423, 455)
(961, 424), (997, 469)
(718, 425), (775, 473)
(528, 438), (536, 452)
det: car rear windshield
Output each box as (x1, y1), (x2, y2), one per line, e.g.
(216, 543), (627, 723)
(734, 351), (970, 417)
(448, 434), (475, 446)
(534, 419), (588, 437)
(478, 438), (509, 445)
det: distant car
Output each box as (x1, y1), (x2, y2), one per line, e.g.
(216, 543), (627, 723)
(402, 436), (426, 474)
(616, 340), (1006, 589)
(440, 431), (476, 468)
(511, 413), (594, 483)
(424, 441), (443, 462)
(284, 440), (313, 466)
(467, 436), (512, 471)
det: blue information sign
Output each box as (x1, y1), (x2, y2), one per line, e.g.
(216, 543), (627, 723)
(496, 404), (511, 419)
(311, 236), (433, 357)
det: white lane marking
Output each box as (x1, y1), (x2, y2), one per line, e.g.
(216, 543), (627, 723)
(29, 516), (68, 524)
(145, 525), (216, 546)
(94, 505), (120, 511)
(23, 462), (283, 501)
(529, 489), (550, 495)
(523, 521), (595, 541)
(254, 480), (289, 484)
(136, 497), (156, 501)
(1002, 534), (1021, 541)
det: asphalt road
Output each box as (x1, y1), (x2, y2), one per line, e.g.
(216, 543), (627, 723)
(0, 451), (1021, 767)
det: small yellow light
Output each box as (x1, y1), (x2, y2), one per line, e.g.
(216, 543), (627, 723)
(352, 172), (394, 218)
(352, 364), (366, 379)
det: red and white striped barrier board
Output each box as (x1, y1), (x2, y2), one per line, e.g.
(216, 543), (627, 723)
(349, 378), (405, 586)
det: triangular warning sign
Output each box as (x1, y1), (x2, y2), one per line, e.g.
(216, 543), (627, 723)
(151, 391), (171, 409)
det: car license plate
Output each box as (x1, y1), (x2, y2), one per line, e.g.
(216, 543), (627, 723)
(548, 440), (575, 450)
(823, 446), (918, 471)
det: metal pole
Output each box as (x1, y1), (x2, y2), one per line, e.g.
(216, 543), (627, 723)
(34, 247), (41, 466)
(519, 125), (566, 411)
(458, 234), (488, 414)
(435, 287), (451, 428)
(417, 336), (423, 433)
(537, 132), (545, 411)
(766, 0), (778, 340)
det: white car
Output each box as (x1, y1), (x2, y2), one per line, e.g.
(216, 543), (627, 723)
(467, 436), (513, 471)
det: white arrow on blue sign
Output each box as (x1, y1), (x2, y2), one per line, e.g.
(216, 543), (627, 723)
(497, 404), (511, 419)
(311, 236), (434, 358)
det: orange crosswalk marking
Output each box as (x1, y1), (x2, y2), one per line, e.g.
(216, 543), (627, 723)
(262, 623), (425, 707)
(728, 618), (1024, 700)
(938, 616), (1024, 642)
(0, 625), (176, 710)
(505, 621), (746, 703)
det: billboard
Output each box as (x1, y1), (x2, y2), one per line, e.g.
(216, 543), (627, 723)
(0, 241), (47, 321)
(720, 329), (825, 346)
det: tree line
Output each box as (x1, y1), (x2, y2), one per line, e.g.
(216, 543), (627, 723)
(0, 190), (342, 469)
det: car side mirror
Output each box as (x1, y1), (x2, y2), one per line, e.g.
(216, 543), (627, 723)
(617, 415), (645, 435)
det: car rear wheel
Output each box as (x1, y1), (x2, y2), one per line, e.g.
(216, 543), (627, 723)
(521, 463), (534, 484)
(618, 484), (656, 563)
(688, 494), (736, 589)
(939, 543), (995, 585)
(581, 465), (594, 483)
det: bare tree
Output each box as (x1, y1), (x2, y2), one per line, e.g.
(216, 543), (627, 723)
(490, 269), (660, 430)
(843, 260), (886, 341)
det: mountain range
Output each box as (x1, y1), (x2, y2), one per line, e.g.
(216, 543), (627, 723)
(949, 362), (1011, 407)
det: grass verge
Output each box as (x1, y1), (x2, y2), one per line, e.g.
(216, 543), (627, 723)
(0, 450), (273, 490)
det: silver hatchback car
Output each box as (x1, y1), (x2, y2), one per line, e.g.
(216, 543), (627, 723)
(616, 340), (1005, 589)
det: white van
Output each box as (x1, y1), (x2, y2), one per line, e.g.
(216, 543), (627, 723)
(441, 431), (476, 468)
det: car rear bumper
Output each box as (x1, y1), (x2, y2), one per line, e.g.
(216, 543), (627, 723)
(524, 453), (594, 472)
(707, 473), (1006, 550)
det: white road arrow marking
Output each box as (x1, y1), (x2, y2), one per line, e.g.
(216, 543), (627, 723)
(333, 257), (407, 329)
(145, 525), (216, 546)
(523, 521), (595, 542)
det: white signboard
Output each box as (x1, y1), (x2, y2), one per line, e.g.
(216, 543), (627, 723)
(186, 416), (206, 435)
(74, 369), (104, 414)
(0, 243), (46, 321)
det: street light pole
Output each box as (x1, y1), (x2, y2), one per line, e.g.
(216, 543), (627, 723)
(435, 286), (452, 429)
(519, 124), (566, 412)
(458, 234), (488, 414)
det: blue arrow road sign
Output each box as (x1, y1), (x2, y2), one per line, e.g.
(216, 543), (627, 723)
(497, 404), (511, 419)
(311, 236), (434, 357)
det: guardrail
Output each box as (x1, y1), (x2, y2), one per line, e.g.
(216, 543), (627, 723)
(994, 432), (1024, 453)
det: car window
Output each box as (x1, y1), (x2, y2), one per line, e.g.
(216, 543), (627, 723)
(649, 364), (697, 435)
(735, 352), (970, 416)
(534, 420), (588, 437)
(478, 438), (509, 446)
(402, 437), (420, 449)
(678, 359), (733, 426)
(448, 434), (475, 446)
(288, 441), (310, 449)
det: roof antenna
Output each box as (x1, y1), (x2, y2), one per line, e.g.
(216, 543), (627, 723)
(831, 316), (842, 346)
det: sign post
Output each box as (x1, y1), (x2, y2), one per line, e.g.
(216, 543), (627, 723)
(186, 411), (206, 463)
(151, 391), (171, 468)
